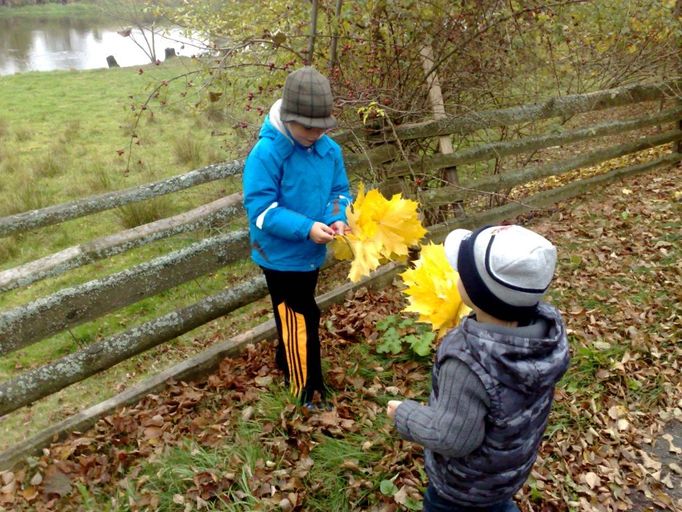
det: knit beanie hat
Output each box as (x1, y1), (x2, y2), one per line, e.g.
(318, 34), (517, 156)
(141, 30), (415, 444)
(444, 225), (557, 321)
(280, 66), (337, 129)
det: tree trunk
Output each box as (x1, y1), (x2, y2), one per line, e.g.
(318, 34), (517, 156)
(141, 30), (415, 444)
(329, 0), (343, 70)
(307, 0), (319, 65)
(420, 44), (458, 186)
(673, 0), (682, 153)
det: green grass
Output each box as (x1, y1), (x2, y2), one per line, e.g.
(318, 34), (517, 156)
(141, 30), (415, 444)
(306, 434), (386, 512)
(114, 196), (175, 228)
(60, 375), (396, 512)
(70, 387), (295, 511)
(143, 441), (260, 511)
(0, 58), (242, 275)
(0, 1), (120, 20)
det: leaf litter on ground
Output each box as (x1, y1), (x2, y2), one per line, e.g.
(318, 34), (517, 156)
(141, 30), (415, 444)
(0, 162), (680, 512)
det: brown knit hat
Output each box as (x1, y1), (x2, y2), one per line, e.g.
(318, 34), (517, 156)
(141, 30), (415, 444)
(280, 66), (337, 129)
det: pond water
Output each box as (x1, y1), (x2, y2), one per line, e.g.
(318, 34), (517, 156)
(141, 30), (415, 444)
(0, 16), (206, 76)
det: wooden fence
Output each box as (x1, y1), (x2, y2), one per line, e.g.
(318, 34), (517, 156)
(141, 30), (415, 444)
(0, 79), (680, 469)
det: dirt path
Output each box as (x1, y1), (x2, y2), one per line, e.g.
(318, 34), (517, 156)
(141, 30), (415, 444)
(630, 419), (682, 511)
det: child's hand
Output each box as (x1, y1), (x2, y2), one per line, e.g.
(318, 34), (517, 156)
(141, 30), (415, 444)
(387, 400), (402, 420)
(330, 220), (351, 236)
(309, 221), (335, 243)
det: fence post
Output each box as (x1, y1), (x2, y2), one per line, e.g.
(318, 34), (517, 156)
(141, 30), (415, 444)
(419, 44), (459, 186)
(673, 0), (682, 153)
(420, 44), (463, 222)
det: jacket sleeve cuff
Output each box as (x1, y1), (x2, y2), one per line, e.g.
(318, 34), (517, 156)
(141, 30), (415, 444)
(291, 217), (311, 240)
(393, 399), (421, 441)
(323, 195), (351, 225)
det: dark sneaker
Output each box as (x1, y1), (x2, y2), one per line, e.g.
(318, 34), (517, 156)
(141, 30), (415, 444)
(302, 401), (334, 413)
(302, 401), (320, 412)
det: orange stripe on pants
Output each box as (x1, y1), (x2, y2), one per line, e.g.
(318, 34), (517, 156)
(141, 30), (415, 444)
(277, 302), (308, 398)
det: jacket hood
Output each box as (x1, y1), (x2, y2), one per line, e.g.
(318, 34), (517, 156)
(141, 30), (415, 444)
(259, 99), (334, 158)
(460, 303), (569, 394)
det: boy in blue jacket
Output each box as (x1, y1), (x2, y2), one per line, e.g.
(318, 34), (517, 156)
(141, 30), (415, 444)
(387, 225), (570, 511)
(243, 67), (351, 409)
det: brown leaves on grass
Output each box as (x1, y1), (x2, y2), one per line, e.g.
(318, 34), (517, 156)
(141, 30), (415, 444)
(519, 163), (682, 511)
(2, 164), (681, 511)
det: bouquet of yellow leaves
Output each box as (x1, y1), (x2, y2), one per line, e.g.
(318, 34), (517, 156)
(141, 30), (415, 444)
(400, 242), (471, 338)
(331, 183), (427, 282)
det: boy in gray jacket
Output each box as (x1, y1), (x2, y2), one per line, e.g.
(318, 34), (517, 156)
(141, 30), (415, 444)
(387, 224), (570, 512)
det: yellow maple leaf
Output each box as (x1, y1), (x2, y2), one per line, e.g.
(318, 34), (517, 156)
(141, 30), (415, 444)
(331, 183), (427, 282)
(331, 234), (354, 261)
(347, 238), (383, 282)
(375, 193), (427, 257)
(400, 242), (471, 337)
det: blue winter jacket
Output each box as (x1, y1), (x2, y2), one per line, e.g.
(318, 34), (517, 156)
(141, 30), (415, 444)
(242, 108), (351, 271)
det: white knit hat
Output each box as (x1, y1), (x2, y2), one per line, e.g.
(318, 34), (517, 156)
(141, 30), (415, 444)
(444, 225), (557, 321)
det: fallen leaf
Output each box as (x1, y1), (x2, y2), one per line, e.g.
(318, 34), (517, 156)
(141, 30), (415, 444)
(43, 466), (72, 498)
(584, 472), (600, 489)
(662, 434), (681, 454)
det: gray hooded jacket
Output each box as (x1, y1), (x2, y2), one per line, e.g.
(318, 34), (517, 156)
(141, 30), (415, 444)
(395, 303), (569, 507)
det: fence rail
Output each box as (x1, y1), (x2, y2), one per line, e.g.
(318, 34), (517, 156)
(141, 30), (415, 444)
(0, 161), (244, 238)
(0, 78), (680, 469)
(0, 194), (244, 292)
(422, 130), (682, 205)
(387, 106), (682, 178)
(379, 80), (680, 142)
(0, 231), (250, 354)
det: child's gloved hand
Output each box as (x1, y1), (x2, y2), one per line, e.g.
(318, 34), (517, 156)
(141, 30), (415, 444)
(387, 400), (402, 420)
(309, 221), (335, 243)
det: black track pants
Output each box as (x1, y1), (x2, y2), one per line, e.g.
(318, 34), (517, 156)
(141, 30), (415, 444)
(261, 267), (324, 403)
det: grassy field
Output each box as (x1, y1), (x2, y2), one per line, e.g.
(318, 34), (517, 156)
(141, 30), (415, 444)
(0, 55), (272, 448)
(0, 1), (139, 19)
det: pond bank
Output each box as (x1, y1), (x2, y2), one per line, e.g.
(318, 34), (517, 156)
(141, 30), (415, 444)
(0, 1), (107, 20)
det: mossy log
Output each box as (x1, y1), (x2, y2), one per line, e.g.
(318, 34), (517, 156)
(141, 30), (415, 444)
(0, 194), (243, 292)
(422, 130), (682, 205)
(0, 231), (250, 355)
(0, 160), (244, 238)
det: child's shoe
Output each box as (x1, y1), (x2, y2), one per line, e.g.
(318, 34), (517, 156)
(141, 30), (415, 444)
(302, 400), (334, 413)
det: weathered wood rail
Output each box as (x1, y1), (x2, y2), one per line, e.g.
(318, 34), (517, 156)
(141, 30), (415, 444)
(0, 194), (244, 291)
(0, 79), (680, 469)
